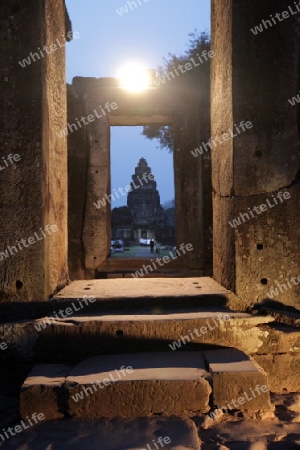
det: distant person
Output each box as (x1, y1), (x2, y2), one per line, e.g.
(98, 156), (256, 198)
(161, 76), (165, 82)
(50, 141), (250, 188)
(172, 246), (180, 257)
(156, 242), (161, 254)
(150, 239), (154, 254)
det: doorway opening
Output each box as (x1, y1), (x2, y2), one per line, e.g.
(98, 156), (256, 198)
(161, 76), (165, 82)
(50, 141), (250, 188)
(67, 76), (211, 280)
(109, 126), (175, 263)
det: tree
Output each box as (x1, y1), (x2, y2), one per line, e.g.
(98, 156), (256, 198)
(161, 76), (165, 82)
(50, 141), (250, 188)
(142, 31), (211, 151)
(162, 199), (175, 210)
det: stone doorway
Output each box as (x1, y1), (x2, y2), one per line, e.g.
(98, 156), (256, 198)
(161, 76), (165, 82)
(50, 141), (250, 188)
(0, 0), (299, 312)
(109, 128), (175, 251)
(68, 77), (206, 280)
(103, 125), (179, 279)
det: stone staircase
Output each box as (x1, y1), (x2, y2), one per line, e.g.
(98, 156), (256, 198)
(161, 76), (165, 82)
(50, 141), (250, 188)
(20, 349), (271, 422)
(0, 277), (277, 424)
(3, 277), (300, 448)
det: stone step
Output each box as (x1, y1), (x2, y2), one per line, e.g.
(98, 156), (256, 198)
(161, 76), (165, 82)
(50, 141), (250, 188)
(52, 278), (234, 310)
(97, 257), (185, 272)
(19, 349), (272, 421)
(0, 277), (246, 323)
(204, 348), (272, 413)
(0, 308), (274, 363)
(0, 417), (200, 450)
(20, 352), (212, 420)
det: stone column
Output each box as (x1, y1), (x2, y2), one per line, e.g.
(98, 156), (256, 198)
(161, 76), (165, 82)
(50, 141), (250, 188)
(82, 100), (111, 278)
(67, 86), (89, 280)
(173, 101), (204, 273)
(211, 0), (300, 308)
(0, 0), (70, 301)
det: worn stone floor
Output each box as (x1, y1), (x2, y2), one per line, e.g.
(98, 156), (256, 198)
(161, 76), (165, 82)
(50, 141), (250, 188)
(0, 389), (299, 449)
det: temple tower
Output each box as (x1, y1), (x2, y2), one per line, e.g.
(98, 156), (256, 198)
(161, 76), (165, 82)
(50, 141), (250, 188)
(127, 158), (164, 241)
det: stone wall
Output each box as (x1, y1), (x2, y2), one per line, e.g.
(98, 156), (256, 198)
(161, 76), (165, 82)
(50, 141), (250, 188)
(0, 0), (70, 301)
(212, 0), (300, 309)
(202, 156), (213, 275)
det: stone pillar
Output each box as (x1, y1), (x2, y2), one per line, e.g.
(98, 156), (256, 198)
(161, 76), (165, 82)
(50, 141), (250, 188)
(212, 0), (300, 308)
(82, 100), (111, 278)
(0, 0), (70, 301)
(67, 86), (89, 280)
(173, 102), (204, 272)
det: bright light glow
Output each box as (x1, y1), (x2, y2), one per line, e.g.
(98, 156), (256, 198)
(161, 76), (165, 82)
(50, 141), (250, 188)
(118, 64), (152, 92)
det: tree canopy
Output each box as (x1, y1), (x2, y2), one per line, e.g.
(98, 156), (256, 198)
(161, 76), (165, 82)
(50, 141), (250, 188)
(142, 31), (211, 152)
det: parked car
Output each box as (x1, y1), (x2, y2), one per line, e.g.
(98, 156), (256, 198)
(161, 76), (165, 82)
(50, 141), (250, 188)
(139, 238), (151, 245)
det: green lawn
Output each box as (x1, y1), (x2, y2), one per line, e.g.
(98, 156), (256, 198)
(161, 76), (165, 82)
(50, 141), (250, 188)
(110, 246), (139, 258)
(110, 245), (176, 259)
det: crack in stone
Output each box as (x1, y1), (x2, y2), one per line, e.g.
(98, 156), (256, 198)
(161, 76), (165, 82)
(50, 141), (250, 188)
(215, 170), (300, 199)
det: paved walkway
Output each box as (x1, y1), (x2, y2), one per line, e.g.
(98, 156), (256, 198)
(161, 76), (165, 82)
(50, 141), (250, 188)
(134, 246), (156, 259)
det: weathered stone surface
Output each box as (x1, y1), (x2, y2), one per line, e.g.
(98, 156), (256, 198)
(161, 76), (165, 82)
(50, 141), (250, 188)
(34, 310), (275, 361)
(66, 352), (211, 418)
(2, 305), (296, 364)
(82, 99), (111, 273)
(53, 277), (231, 302)
(0, 417), (200, 450)
(253, 353), (300, 394)
(212, 0), (300, 196)
(213, 188), (300, 310)
(67, 85), (89, 280)
(173, 104), (204, 270)
(259, 308), (300, 328)
(205, 348), (272, 412)
(234, 188), (300, 310)
(200, 405), (300, 447)
(20, 364), (70, 420)
(212, 194), (236, 294)
(1, 277), (299, 395)
(0, 0), (69, 301)
(211, 0), (300, 310)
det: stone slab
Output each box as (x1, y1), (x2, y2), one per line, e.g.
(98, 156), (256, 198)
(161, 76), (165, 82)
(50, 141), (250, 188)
(66, 352), (212, 418)
(33, 310), (275, 360)
(253, 353), (300, 394)
(259, 308), (300, 328)
(54, 277), (231, 301)
(204, 348), (272, 412)
(0, 310), (278, 364)
(54, 310), (271, 324)
(20, 364), (70, 420)
(97, 257), (184, 271)
(0, 417), (200, 450)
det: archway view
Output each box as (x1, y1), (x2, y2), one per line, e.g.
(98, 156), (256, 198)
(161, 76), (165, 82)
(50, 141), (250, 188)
(99, 125), (179, 279)
(1, 1), (300, 449)
(67, 75), (212, 280)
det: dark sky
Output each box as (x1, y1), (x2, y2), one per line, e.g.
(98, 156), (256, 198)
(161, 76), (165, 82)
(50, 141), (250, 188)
(65, 0), (210, 208)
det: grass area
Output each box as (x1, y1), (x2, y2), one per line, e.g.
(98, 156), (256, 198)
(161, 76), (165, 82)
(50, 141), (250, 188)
(110, 246), (139, 258)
